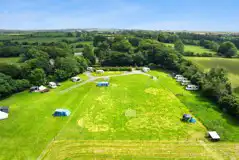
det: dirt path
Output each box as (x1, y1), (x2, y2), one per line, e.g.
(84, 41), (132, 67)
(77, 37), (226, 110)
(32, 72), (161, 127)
(199, 140), (224, 160)
(60, 71), (150, 94)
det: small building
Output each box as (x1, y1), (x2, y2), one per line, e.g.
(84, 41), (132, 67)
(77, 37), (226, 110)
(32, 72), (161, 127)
(87, 67), (94, 72)
(96, 70), (104, 74)
(0, 107), (9, 113)
(71, 77), (81, 82)
(96, 82), (109, 87)
(181, 80), (190, 86)
(142, 67), (150, 73)
(174, 74), (183, 79)
(207, 131), (220, 141)
(186, 84), (199, 91)
(52, 109), (71, 117)
(49, 82), (57, 88)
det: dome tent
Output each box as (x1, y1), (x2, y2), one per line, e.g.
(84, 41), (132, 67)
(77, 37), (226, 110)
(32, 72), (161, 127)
(53, 109), (71, 117)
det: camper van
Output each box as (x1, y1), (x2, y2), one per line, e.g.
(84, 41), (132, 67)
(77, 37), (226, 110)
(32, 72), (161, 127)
(142, 67), (150, 73)
(181, 80), (190, 86)
(96, 70), (104, 74)
(49, 82), (57, 88)
(174, 75), (183, 79)
(71, 77), (81, 82)
(186, 84), (199, 91)
(176, 77), (187, 82)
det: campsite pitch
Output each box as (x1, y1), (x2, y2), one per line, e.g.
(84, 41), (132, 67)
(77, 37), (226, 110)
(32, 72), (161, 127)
(0, 71), (239, 160)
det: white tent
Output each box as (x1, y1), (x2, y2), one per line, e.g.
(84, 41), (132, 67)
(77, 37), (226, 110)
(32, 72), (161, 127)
(39, 85), (47, 91)
(0, 111), (8, 120)
(71, 77), (81, 82)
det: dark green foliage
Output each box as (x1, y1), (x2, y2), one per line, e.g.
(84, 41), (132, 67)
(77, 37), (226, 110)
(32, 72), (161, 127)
(83, 45), (95, 65)
(0, 63), (22, 79)
(0, 73), (30, 99)
(218, 41), (237, 57)
(174, 40), (184, 53)
(29, 68), (46, 86)
(102, 51), (133, 66)
(0, 46), (26, 57)
(112, 39), (132, 52)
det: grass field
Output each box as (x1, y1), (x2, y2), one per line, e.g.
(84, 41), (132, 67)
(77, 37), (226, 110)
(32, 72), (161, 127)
(0, 57), (20, 64)
(164, 43), (216, 55)
(12, 37), (78, 43)
(186, 57), (239, 90)
(0, 71), (238, 159)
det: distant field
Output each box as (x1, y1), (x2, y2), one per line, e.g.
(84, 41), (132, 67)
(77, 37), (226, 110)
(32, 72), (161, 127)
(12, 37), (78, 43)
(164, 43), (216, 55)
(186, 57), (239, 89)
(0, 57), (20, 64)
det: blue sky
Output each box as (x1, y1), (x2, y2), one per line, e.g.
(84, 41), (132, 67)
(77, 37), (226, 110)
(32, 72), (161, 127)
(0, 0), (239, 31)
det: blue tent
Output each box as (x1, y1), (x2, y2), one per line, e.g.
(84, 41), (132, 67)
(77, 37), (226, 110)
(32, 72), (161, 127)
(189, 118), (196, 123)
(96, 82), (109, 87)
(53, 109), (71, 117)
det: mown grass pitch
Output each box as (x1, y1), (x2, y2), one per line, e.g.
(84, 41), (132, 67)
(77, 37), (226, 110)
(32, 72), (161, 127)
(163, 43), (216, 55)
(0, 71), (238, 160)
(0, 57), (20, 64)
(186, 57), (239, 90)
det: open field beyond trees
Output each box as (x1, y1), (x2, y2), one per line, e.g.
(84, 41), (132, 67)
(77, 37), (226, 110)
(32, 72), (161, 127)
(164, 43), (216, 55)
(0, 57), (20, 64)
(186, 57), (239, 91)
(0, 71), (238, 160)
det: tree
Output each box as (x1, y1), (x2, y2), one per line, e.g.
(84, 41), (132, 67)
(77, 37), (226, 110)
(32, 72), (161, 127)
(83, 45), (95, 65)
(55, 57), (80, 78)
(112, 40), (132, 52)
(102, 51), (133, 66)
(218, 41), (237, 57)
(0, 63), (22, 79)
(28, 68), (46, 86)
(128, 37), (141, 47)
(174, 40), (184, 53)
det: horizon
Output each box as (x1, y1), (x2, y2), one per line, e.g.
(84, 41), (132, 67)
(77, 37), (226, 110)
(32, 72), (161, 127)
(1, 0), (239, 31)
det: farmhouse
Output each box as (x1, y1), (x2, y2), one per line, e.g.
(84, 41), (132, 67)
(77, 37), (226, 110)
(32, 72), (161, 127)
(96, 82), (109, 87)
(49, 82), (57, 88)
(142, 67), (150, 73)
(96, 70), (104, 74)
(53, 109), (71, 117)
(208, 131), (220, 141)
(71, 77), (81, 82)
(186, 84), (199, 91)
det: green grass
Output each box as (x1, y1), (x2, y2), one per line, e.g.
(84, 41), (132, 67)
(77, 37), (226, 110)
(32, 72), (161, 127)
(186, 57), (239, 90)
(12, 37), (78, 43)
(0, 71), (238, 159)
(0, 57), (20, 64)
(164, 43), (216, 55)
